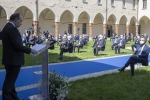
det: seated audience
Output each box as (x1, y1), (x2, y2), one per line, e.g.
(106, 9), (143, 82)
(59, 35), (73, 60)
(93, 35), (106, 56)
(115, 35), (126, 54)
(111, 35), (120, 50)
(118, 37), (150, 76)
(22, 34), (27, 47)
(131, 35), (140, 52)
(74, 35), (84, 53)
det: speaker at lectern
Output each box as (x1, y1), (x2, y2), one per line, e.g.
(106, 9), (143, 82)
(29, 41), (54, 100)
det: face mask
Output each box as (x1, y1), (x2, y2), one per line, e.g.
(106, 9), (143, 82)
(140, 41), (144, 45)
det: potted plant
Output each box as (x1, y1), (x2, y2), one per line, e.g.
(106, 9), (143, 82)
(49, 70), (69, 100)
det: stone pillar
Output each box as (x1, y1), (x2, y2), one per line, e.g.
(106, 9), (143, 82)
(135, 25), (139, 36)
(115, 24), (119, 36)
(89, 23), (93, 39)
(126, 25), (129, 36)
(103, 24), (107, 36)
(55, 22), (59, 39)
(73, 22), (77, 35)
(33, 21), (39, 36)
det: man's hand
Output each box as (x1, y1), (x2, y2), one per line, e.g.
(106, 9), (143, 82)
(31, 49), (37, 54)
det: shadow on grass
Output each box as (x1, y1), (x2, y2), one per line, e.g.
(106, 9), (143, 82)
(66, 67), (150, 100)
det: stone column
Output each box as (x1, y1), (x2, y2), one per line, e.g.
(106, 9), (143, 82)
(73, 22), (77, 35)
(33, 21), (39, 36)
(55, 22), (59, 39)
(135, 25), (139, 36)
(126, 25), (129, 36)
(115, 24), (119, 36)
(89, 23), (93, 39)
(103, 24), (107, 36)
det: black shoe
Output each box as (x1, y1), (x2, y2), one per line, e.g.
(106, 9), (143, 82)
(118, 68), (124, 72)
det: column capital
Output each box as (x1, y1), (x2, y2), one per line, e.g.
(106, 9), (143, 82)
(73, 22), (77, 26)
(89, 23), (93, 27)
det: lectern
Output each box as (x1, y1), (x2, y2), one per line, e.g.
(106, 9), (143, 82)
(29, 41), (54, 100)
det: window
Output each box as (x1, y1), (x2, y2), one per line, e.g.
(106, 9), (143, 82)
(83, 0), (87, 3)
(82, 23), (86, 34)
(133, 0), (136, 9)
(68, 24), (72, 34)
(143, 0), (147, 9)
(65, 0), (71, 1)
(97, 0), (102, 6)
(97, 0), (101, 4)
(111, 0), (115, 6)
(122, 0), (126, 8)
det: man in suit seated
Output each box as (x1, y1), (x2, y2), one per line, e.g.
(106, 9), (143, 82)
(115, 35), (126, 54)
(111, 35), (120, 50)
(93, 35), (106, 56)
(74, 35), (84, 53)
(126, 35), (131, 42)
(48, 34), (57, 50)
(93, 33), (98, 41)
(59, 35), (73, 60)
(131, 35), (140, 52)
(57, 34), (62, 45)
(110, 33), (115, 41)
(22, 34), (27, 47)
(118, 37), (150, 76)
(26, 34), (36, 48)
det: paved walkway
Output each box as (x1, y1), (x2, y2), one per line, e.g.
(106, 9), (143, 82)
(0, 54), (147, 100)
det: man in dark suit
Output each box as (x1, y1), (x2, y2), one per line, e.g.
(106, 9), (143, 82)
(118, 37), (150, 76)
(59, 35), (73, 60)
(115, 35), (126, 54)
(93, 35), (106, 56)
(1, 13), (37, 100)
(111, 35), (120, 50)
(74, 35), (84, 53)
(131, 35), (140, 52)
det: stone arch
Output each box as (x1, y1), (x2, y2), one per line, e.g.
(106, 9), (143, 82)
(107, 14), (118, 36)
(14, 6), (33, 34)
(0, 5), (7, 30)
(93, 13), (104, 37)
(118, 15), (128, 35)
(77, 11), (90, 23)
(59, 10), (74, 34)
(139, 16), (149, 26)
(139, 16), (150, 35)
(39, 8), (55, 35)
(129, 16), (137, 35)
(77, 11), (90, 34)
(107, 14), (117, 24)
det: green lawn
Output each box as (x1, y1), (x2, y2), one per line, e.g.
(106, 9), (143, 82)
(66, 67), (150, 100)
(0, 40), (135, 69)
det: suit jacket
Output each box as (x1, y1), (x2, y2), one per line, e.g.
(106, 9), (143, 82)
(112, 38), (120, 45)
(95, 39), (106, 51)
(135, 38), (140, 44)
(118, 38), (126, 48)
(134, 45), (150, 66)
(1, 23), (31, 65)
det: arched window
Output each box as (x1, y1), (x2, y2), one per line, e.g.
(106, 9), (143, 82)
(97, 0), (101, 4)
(123, 0), (126, 8)
(133, 0), (136, 9)
(143, 0), (147, 9)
